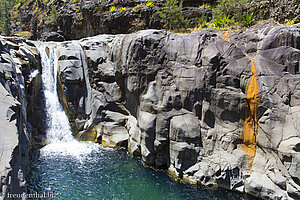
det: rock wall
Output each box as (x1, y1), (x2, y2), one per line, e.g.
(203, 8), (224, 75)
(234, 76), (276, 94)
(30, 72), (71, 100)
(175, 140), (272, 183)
(10, 0), (214, 40)
(9, 0), (300, 41)
(0, 37), (43, 199)
(54, 20), (300, 199)
(249, 0), (300, 23)
(0, 20), (299, 199)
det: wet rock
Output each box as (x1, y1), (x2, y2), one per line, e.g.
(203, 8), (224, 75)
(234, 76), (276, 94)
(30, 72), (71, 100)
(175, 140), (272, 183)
(41, 32), (65, 42)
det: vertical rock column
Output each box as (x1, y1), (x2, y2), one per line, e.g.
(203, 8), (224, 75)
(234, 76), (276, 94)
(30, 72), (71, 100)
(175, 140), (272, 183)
(0, 37), (43, 199)
(56, 42), (93, 139)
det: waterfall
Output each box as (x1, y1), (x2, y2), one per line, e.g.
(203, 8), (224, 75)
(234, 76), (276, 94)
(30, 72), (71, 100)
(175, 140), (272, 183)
(35, 42), (98, 158)
(38, 43), (74, 143)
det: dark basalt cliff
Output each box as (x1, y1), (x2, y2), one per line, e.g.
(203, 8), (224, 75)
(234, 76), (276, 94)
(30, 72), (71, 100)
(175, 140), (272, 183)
(9, 0), (300, 41)
(0, 37), (43, 199)
(11, 0), (213, 40)
(0, 20), (300, 199)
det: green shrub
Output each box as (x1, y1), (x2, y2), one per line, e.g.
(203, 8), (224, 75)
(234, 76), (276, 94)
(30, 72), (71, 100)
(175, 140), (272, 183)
(49, 4), (58, 25)
(131, 4), (140, 12)
(39, 0), (50, 6)
(196, 19), (210, 29)
(213, 15), (236, 28)
(213, 0), (250, 20)
(199, 4), (210, 10)
(0, 0), (19, 35)
(146, 1), (154, 7)
(93, 6), (101, 15)
(110, 6), (116, 12)
(242, 12), (255, 27)
(156, 0), (187, 30)
(213, 0), (260, 28)
(286, 19), (294, 25)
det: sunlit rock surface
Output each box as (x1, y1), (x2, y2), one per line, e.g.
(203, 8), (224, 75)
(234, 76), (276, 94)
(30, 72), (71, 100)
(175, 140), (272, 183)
(71, 20), (298, 199)
(0, 37), (42, 199)
(0, 20), (299, 199)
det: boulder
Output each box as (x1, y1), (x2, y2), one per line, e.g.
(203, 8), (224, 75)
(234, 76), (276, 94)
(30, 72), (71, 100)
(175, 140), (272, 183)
(41, 32), (65, 42)
(100, 122), (129, 148)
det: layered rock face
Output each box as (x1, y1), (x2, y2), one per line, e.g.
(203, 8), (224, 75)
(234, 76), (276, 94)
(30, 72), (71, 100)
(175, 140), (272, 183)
(52, 20), (299, 199)
(0, 37), (43, 199)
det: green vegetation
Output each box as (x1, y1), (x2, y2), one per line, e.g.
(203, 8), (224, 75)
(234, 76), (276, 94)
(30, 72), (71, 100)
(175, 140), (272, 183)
(286, 19), (294, 25)
(49, 4), (58, 25)
(93, 6), (101, 15)
(213, 0), (250, 21)
(0, 0), (297, 36)
(199, 4), (210, 10)
(110, 6), (116, 12)
(36, 0), (50, 6)
(194, 4), (211, 29)
(211, 0), (259, 29)
(146, 1), (154, 8)
(0, 0), (54, 35)
(242, 12), (255, 27)
(14, 30), (32, 38)
(155, 0), (258, 31)
(0, 0), (18, 35)
(156, 0), (187, 30)
(213, 15), (237, 28)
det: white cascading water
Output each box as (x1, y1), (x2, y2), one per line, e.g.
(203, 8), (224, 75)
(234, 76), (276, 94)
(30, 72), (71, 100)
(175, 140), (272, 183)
(35, 43), (98, 158)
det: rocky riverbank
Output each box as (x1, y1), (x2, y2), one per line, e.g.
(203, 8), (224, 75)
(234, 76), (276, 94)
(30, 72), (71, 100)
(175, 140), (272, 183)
(0, 20), (300, 199)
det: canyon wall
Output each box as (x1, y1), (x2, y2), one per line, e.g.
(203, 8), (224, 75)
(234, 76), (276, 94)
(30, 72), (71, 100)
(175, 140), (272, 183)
(0, 20), (299, 199)
(0, 37), (43, 199)
(55, 20), (300, 199)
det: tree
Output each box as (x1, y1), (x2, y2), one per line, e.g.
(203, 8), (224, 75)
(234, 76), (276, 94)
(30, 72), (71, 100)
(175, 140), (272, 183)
(157, 0), (187, 30)
(0, 0), (18, 35)
(0, 0), (10, 35)
(49, 4), (58, 25)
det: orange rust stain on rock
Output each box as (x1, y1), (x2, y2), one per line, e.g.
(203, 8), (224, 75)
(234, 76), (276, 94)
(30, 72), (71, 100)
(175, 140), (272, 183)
(242, 57), (259, 173)
(222, 30), (230, 41)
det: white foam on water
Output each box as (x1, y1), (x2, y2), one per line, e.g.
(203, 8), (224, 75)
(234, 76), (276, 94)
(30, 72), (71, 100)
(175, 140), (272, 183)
(35, 42), (100, 159)
(40, 141), (100, 160)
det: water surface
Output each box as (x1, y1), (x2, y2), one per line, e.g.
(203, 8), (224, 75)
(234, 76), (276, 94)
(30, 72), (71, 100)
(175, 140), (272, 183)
(27, 146), (256, 200)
